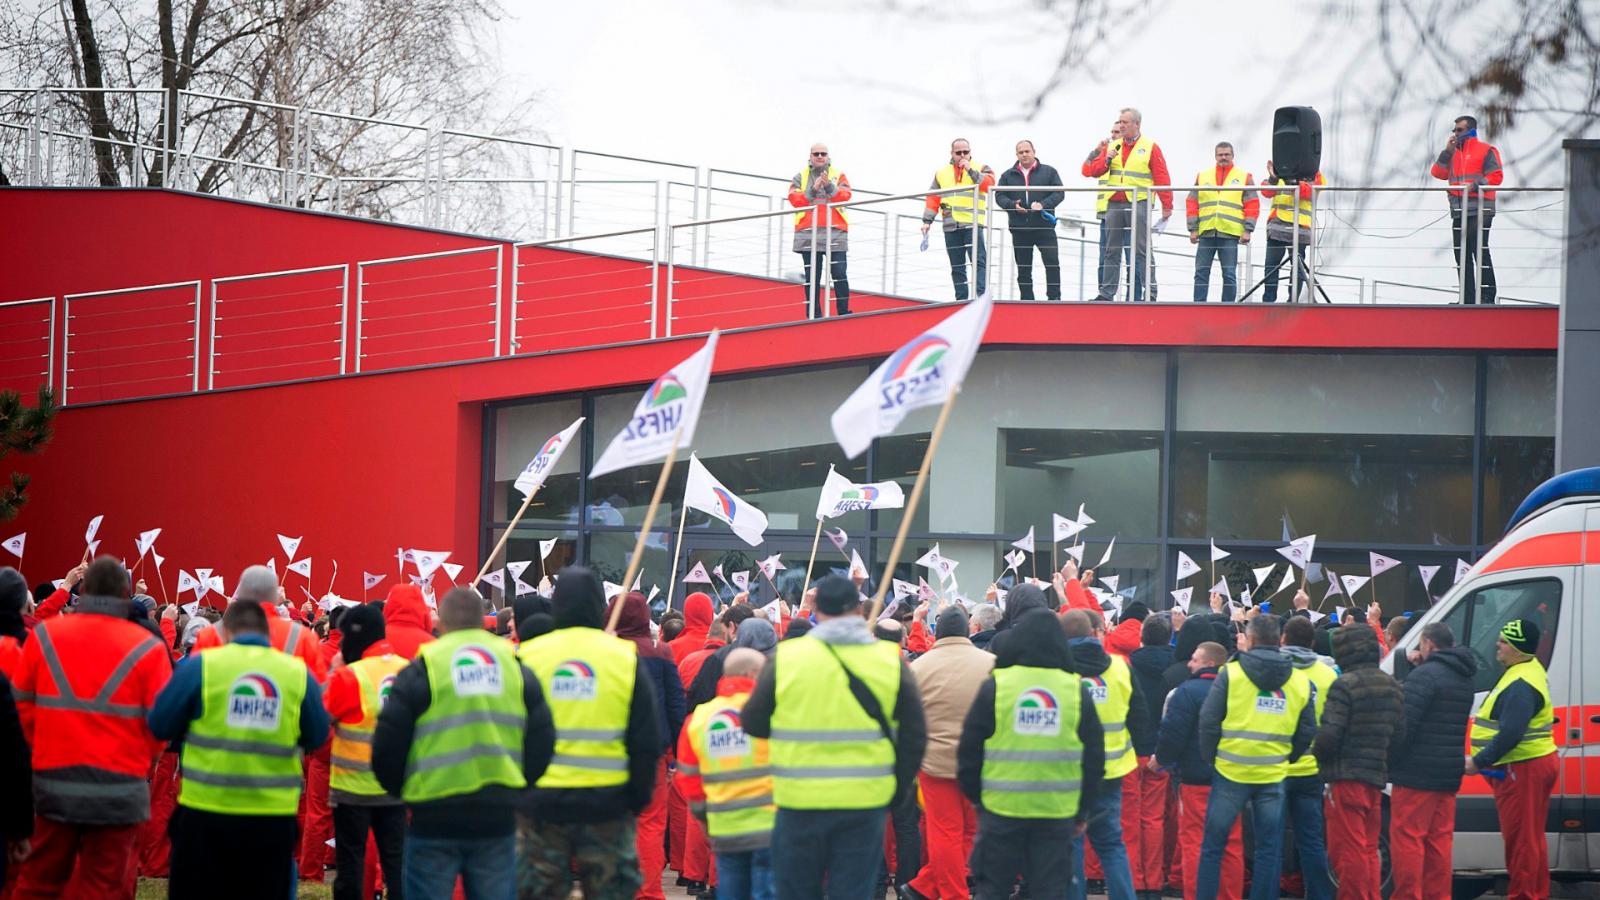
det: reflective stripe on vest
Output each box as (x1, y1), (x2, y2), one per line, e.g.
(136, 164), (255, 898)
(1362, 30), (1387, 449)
(1096, 173), (1113, 215)
(794, 165), (848, 230)
(1194, 166), (1250, 237)
(1286, 660), (1337, 777)
(518, 626), (636, 789)
(1469, 658), (1556, 764)
(934, 164), (990, 225)
(284, 622), (303, 657)
(1269, 174), (1321, 230)
(982, 666), (1085, 819)
(686, 691), (774, 842)
(30, 625), (161, 719)
(1214, 660), (1311, 785)
(330, 653), (407, 795)
(402, 630), (527, 803)
(1086, 654), (1137, 779)
(1106, 137), (1156, 202)
(179, 642), (309, 815)
(769, 637), (900, 810)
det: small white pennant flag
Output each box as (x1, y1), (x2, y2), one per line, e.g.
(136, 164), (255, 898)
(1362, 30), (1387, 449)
(481, 571), (506, 590)
(824, 527), (849, 553)
(1003, 549), (1025, 572)
(1251, 564), (1277, 587)
(1076, 503), (1095, 530)
(364, 572), (385, 591)
(1210, 539), (1231, 563)
(1052, 512), (1084, 542)
(1, 533), (23, 559)
(1064, 544), (1085, 564)
(1096, 537), (1116, 569)
(1277, 534), (1317, 570)
(603, 581), (625, 600)
(135, 528), (161, 559)
(1340, 573), (1371, 596)
(684, 455), (769, 546)
(849, 548), (868, 580)
(591, 332), (719, 478)
(539, 538), (558, 561)
(85, 515), (104, 546)
(152, 551), (165, 570)
(1099, 575), (1120, 594)
(917, 578), (937, 602)
(1323, 578), (1342, 603)
(207, 575), (225, 596)
(757, 553), (786, 580)
(267, 558), (276, 576)
(1211, 577), (1232, 603)
(411, 550), (449, 581)
(515, 578), (536, 596)
(1335, 605), (1348, 621)
(731, 571), (750, 591)
(287, 557), (313, 579)
(177, 570), (199, 594)
(507, 561), (533, 583)
(892, 579), (918, 599)
(278, 534), (302, 562)
(181, 601), (199, 616)
(514, 417), (585, 499)
(1369, 552), (1402, 578)
(1453, 558), (1472, 584)
(631, 571), (643, 593)
(1170, 587), (1193, 612)
(1417, 564), (1441, 590)
(1275, 566), (1297, 596)
(87, 539), (100, 556)
(1011, 527), (1035, 554)
(916, 544), (958, 582)
(684, 561), (713, 584)
(830, 293), (994, 458)
(648, 585), (661, 605)
(441, 562), (464, 583)
(1174, 551), (1201, 581)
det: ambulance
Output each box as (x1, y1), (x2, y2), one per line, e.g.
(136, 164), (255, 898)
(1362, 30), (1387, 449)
(1384, 467), (1600, 898)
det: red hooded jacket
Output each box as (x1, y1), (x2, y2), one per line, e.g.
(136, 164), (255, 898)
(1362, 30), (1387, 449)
(667, 592), (714, 664)
(381, 584), (436, 660)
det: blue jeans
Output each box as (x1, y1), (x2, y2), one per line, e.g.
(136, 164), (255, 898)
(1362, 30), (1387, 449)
(1193, 234), (1240, 302)
(403, 832), (515, 900)
(1069, 778), (1137, 900)
(942, 226), (988, 301)
(717, 847), (775, 900)
(1196, 775), (1285, 900)
(773, 807), (886, 900)
(1285, 774), (1334, 900)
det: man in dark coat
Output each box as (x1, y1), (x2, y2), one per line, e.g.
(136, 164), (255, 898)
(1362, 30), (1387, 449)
(1155, 640), (1244, 900)
(1388, 621), (1477, 900)
(1313, 624), (1404, 900)
(995, 140), (1066, 300)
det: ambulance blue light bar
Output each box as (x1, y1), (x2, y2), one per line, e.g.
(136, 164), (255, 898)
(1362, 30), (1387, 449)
(1506, 467), (1600, 534)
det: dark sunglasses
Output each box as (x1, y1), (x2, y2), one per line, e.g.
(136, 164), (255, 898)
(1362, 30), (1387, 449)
(952, 149), (971, 156)
(811, 151), (829, 156)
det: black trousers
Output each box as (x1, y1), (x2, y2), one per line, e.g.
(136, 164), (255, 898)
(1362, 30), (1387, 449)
(168, 806), (297, 900)
(333, 802), (407, 900)
(798, 249), (850, 317)
(943, 226), (988, 301)
(876, 787), (923, 889)
(970, 810), (1075, 899)
(1012, 226), (1061, 301)
(1261, 237), (1309, 303)
(1451, 213), (1496, 304)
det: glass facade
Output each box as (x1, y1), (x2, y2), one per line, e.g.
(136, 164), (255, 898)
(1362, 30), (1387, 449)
(484, 348), (1555, 615)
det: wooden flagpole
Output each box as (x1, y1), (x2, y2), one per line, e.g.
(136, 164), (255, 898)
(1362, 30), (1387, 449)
(803, 516), (825, 592)
(154, 560), (170, 606)
(607, 436), (683, 633)
(666, 497), (691, 610)
(326, 560), (338, 598)
(868, 387), (960, 621)
(473, 478), (551, 588)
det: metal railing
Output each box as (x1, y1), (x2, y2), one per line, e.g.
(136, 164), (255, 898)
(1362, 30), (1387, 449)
(61, 280), (202, 404)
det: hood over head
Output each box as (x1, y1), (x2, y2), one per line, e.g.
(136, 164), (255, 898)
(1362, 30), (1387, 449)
(1235, 646), (1295, 691)
(1128, 642), (1173, 676)
(1067, 636), (1112, 677)
(681, 592), (714, 634)
(339, 603), (387, 664)
(1171, 615), (1213, 665)
(1280, 644), (1333, 669)
(551, 566), (606, 629)
(998, 607), (1074, 670)
(513, 593), (555, 642)
(999, 584), (1048, 631)
(609, 591), (667, 657)
(734, 617), (778, 653)
(1425, 644), (1479, 678)
(383, 584), (432, 632)
(1331, 622), (1381, 670)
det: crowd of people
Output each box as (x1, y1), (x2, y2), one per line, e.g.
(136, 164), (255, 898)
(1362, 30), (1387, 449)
(788, 110), (1505, 309)
(0, 549), (1561, 900)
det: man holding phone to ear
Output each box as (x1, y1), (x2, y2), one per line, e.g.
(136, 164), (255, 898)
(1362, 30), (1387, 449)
(788, 143), (852, 318)
(1430, 115), (1503, 304)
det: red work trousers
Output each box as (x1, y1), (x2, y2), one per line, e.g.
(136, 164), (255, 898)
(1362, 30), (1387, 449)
(636, 758), (670, 899)
(137, 750), (180, 877)
(684, 804), (716, 885)
(1178, 784), (1241, 900)
(12, 816), (140, 900)
(667, 768), (687, 874)
(1388, 786), (1454, 900)
(1164, 778), (1181, 889)
(298, 745), (334, 880)
(1132, 760), (1169, 890)
(1326, 781), (1383, 900)
(1491, 752), (1560, 900)
(908, 773), (975, 899)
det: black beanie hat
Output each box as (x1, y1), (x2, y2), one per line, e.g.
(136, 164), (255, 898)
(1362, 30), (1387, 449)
(339, 604), (387, 665)
(1500, 618), (1540, 655)
(1120, 601), (1150, 623)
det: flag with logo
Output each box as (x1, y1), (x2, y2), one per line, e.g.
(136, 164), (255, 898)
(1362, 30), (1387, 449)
(1171, 587), (1193, 612)
(278, 534), (302, 562)
(591, 332), (719, 478)
(1277, 535), (1316, 569)
(916, 544), (958, 582)
(411, 551), (448, 581)
(1174, 551), (1201, 581)
(1417, 564), (1440, 590)
(830, 292), (994, 458)
(287, 558), (313, 579)
(825, 527), (849, 553)
(364, 572), (386, 591)
(1011, 527), (1035, 554)
(683, 455), (768, 546)
(1454, 558), (1472, 583)
(758, 553), (785, 581)
(1340, 573), (1371, 596)
(1369, 552), (1401, 578)
(1, 533), (22, 559)
(515, 417), (585, 498)
(815, 466), (906, 519)
(1052, 513), (1083, 543)
(684, 561), (713, 584)
(1210, 540), (1230, 562)
(136, 528), (161, 559)
(1251, 564), (1277, 587)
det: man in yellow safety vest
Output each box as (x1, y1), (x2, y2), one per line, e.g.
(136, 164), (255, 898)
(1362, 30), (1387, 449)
(920, 138), (995, 302)
(1259, 159), (1325, 303)
(1082, 108), (1174, 302)
(742, 574), (927, 900)
(1186, 142), (1258, 302)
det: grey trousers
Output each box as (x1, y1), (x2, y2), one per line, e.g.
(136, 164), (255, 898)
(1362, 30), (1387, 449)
(1097, 200), (1151, 301)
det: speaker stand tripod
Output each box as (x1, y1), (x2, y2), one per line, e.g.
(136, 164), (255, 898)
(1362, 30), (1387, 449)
(1237, 243), (1331, 304)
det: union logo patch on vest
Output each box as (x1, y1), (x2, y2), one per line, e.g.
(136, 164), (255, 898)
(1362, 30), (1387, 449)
(1014, 687), (1062, 736)
(1085, 675), (1108, 704)
(378, 674), (397, 708)
(451, 646), (504, 696)
(226, 673), (283, 730)
(1255, 689), (1288, 714)
(550, 659), (597, 701)
(705, 708), (750, 758)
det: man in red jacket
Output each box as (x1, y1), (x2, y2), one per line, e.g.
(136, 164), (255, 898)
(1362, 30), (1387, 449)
(1430, 114), (1504, 304)
(12, 557), (172, 899)
(1083, 107), (1174, 302)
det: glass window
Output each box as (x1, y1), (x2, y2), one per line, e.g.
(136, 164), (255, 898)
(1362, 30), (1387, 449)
(490, 399), (584, 527)
(1444, 577), (1561, 693)
(583, 530), (673, 606)
(478, 525), (578, 608)
(1173, 352), (1476, 544)
(871, 537), (1160, 618)
(1482, 355), (1556, 542)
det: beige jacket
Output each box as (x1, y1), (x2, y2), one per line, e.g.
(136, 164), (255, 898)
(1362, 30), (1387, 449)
(909, 636), (995, 778)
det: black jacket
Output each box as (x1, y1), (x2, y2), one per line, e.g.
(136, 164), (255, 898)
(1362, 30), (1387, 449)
(371, 636), (556, 838)
(970, 629), (997, 652)
(996, 162), (1065, 229)
(1127, 644), (1173, 757)
(1390, 646), (1478, 792)
(1156, 666), (1221, 785)
(1162, 614), (1234, 698)
(0, 672), (32, 867)
(956, 609), (1104, 813)
(1198, 647), (1317, 769)
(1313, 625), (1406, 787)
(1068, 637), (1154, 772)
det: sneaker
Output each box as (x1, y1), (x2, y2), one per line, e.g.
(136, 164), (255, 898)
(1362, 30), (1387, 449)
(898, 883), (932, 900)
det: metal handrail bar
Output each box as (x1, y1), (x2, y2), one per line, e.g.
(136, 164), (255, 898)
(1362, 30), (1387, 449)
(358, 244), (501, 268)
(63, 279), (203, 301)
(667, 185), (972, 230)
(211, 263), (347, 285)
(572, 148), (695, 173)
(175, 90), (298, 113)
(517, 226), (657, 248)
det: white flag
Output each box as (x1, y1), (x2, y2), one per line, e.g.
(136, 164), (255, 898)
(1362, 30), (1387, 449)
(830, 292), (994, 458)
(364, 572), (386, 591)
(1171, 587), (1193, 612)
(540, 539), (558, 561)
(515, 578), (535, 596)
(1335, 605), (1348, 620)
(815, 466), (906, 519)
(892, 579), (918, 599)
(267, 557), (277, 575)
(1210, 539), (1231, 562)
(514, 417), (585, 499)
(177, 570), (199, 594)
(1277, 534), (1317, 569)
(1, 533), (22, 559)
(1064, 544), (1085, 564)
(1251, 564), (1277, 587)
(603, 581), (626, 600)
(684, 561), (713, 584)
(1417, 564), (1441, 590)
(1323, 579), (1343, 603)
(648, 585), (661, 605)
(87, 540), (100, 556)
(135, 528), (161, 559)
(481, 571), (506, 590)
(684, 456), (769, 546)
(1340, 573), (1371, 596)
(278, 534), (302, 562)
(85, 515), (104, 546)
(825, 527), (849, 553)
(731, 571), (749, 591)
(1052, 512), (1083, 542)
(507, 561), (533, 583)
(442, 562), (464, 582)
(1308, 609), (1327, 623)
(153, 551), (165, 570)
(1210, 577), (1232, 602)
(1275, 566), (1297, 596)
(916, 545), (958, 582)
(1453, 558), (1472, 584)
(1099, 575), (1120, 594)
(181, 601), (199, 616)
(207, 575), (225, 596)
(287, 557), (313, 579)
(1369, 552), (1402, 578)
(1096, 537), (1116, 568)
(1174, 551), (1201, 581)
(918, 578), (937, 602)
(849, 548), (868, 580)
(758, 554), (786, 580)
(1076, 503), (1095, 530)
(411, 550), (449, 581)
(1011, 527), (1035, 554)
(592, 332), (719, 478)
(631, 571), (643, 593)
(1003, 549), (1025, 572)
